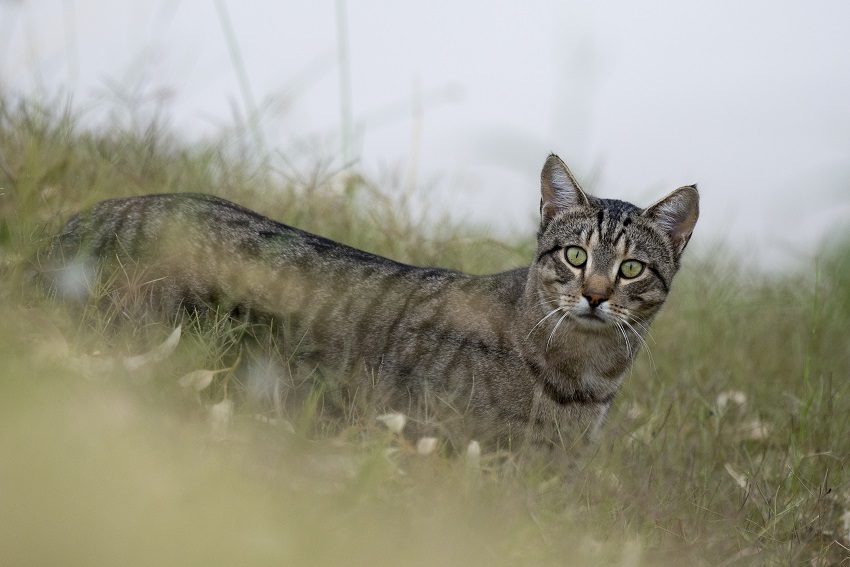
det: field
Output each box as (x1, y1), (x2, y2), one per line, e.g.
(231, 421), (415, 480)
(1, 97), (848, 566)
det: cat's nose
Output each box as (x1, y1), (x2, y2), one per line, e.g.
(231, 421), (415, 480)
(583, 274), (613, 308)
(583, 291), (609, 308)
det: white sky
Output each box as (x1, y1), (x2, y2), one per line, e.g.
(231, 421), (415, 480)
(2, 0), (849, 267)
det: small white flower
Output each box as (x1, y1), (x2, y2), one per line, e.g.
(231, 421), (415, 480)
(738, 418), (771, 440)
(376, 412), (407, 434)
(466, 440), (481, 466)
(626, 403), (644, 420)
(123, 326), (182, 371)
(251, 414), (294, 433)
(177, 369), (218, 392)
(208, 399), (233, 440)
(716, 389), (747, 412)
(724, 462), (749, 491)
(57, 261), (94, 301)
(416, 437), (438, 455)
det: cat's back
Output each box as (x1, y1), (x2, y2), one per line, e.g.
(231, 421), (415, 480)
(45, 193), (494, 313)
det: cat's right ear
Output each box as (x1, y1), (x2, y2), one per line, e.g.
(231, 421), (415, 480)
(540, 154), (589, 226)
(642, 184), (699, 255)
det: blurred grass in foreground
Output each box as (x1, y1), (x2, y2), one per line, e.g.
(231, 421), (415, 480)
(0, 96), (848, 566)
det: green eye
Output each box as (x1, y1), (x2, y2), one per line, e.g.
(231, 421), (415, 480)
(564, 246), (587, 267)
(619, 260), (645, 279)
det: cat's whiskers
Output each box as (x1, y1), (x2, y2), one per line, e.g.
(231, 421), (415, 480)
(546, 310), (572, 350)
(624, 312), (656, 344)
(526, 306), (565, 340)
(619, 318), (648, 353)
(619, 317), (658, 375)
(614, 321), (633, 359)
(621, 315), (660, 377)
(608, 304), (656, 345)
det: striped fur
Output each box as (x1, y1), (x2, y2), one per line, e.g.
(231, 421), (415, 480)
(41, 154), (698, 450)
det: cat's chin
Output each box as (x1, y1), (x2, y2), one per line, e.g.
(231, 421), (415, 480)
(571, 312), (611, 332)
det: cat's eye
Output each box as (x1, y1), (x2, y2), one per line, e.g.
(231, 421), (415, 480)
(619, 260), (644, 279)
(564, 246), (587, 267)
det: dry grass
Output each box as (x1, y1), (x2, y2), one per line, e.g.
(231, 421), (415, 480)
(1, 96), (849, 566)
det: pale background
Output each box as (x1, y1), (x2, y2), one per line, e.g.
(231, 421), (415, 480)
(2, 0), (849, 267)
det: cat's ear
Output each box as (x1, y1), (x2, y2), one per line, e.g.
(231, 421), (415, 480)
(643, 184), (699, 255)
(540, 154), (589, 225)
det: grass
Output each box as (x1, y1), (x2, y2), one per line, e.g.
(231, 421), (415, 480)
(1, 95), (849, 566)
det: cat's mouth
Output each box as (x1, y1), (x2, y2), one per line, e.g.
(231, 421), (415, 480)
(573, 309), (610, 328)
(578, 312), (603, 321)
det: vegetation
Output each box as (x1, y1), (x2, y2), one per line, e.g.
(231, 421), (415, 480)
(1, 96), (848, 566)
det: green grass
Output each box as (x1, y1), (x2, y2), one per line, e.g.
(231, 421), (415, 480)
(1, 96), (849, 566)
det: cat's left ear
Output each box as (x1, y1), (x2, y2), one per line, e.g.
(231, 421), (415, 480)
(643, 185), (700, 255)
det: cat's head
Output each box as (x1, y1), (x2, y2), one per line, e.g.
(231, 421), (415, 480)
(532, 154), (699, 334)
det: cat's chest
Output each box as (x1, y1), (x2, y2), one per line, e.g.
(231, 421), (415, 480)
(543, 367), (623, 404)
(529, 369), (623, 441)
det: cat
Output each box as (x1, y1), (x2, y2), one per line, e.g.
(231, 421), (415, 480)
(41, 154), (698, 450)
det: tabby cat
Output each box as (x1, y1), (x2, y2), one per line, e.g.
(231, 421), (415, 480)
(43, 154), (698, 450)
